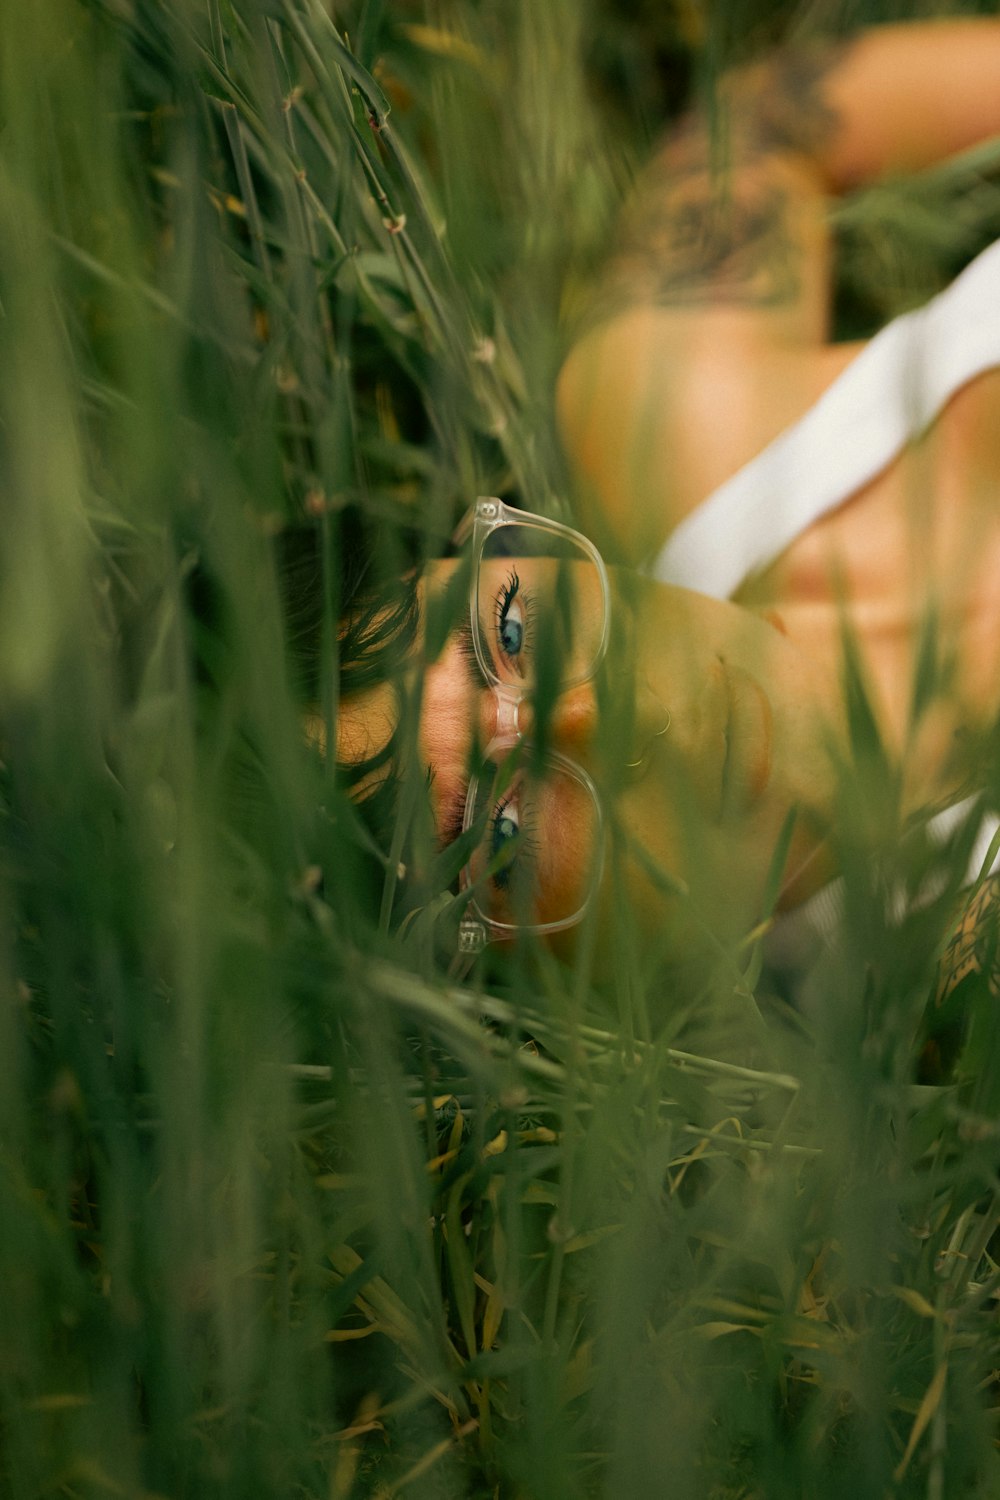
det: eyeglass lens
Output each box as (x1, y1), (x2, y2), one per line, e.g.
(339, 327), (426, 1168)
(475, 523), (607, 691)
(465, 754), (600, 931)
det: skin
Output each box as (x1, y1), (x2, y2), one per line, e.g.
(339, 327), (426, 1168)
(557, 23), (1000, 739)
(340, 557), (845, 955)
(340, 21), (1000, 959)
(552, 20), (1000, 950)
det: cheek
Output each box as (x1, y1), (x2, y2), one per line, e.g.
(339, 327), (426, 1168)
(600, 778), (775, 952)
(535, 779), (600, 929)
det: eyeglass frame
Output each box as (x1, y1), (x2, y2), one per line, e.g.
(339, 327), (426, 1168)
(453, 496), (612, 956)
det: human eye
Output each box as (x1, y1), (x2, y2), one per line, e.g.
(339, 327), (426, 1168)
(493, 569), (534, 676)
(488, 787), (538, 904)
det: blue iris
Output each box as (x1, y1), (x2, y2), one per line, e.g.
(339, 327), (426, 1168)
(500, 614), (523, 656)
(497, 571), (525, 661)
(490, 800), (520, 889)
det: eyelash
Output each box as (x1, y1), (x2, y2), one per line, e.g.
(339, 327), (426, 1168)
(441, 777), (469, 853)
(456, 619), (480, 681)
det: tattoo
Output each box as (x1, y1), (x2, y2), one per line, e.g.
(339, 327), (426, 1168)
(935, 875), (1000, 1009)
(744, 41), (849, 161)
(588, 39), (850, 316)
(607, 157), (800, 308)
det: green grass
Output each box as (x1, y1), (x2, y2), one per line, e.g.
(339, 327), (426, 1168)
(4, 0), (1000, 1496)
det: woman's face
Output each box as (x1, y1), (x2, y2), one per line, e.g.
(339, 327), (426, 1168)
(341, 558), (843, 959)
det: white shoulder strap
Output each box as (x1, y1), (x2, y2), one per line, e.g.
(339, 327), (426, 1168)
(651, 238), (1000, 600)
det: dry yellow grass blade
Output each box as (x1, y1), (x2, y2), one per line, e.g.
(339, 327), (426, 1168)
(397, 23), (485, 69)
(894, 1360), (948, 1482)
(375, 1418), (479, 1498)
(22, 1394), (92, 1412)
(480, 1276), (505, 1353)
(890, 1285), (940, 1321)
(327, 1245), (423, 1358)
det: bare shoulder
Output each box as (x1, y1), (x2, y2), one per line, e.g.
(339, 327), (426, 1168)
(555, 309), (831, 559)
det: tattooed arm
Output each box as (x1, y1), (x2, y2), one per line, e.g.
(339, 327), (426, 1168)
(805, 21), (1000, 192)
(594, 41), (837, 314)
(603, 21), (1000, 313)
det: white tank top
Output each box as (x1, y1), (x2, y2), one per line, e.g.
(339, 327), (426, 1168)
(651, 237), (1000, 599)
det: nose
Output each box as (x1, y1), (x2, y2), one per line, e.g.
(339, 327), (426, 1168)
(545, 684), (600, 751)
(503, 683), (599, 752)
(537, 674), (671, 768)
(482, 676), (671, 764)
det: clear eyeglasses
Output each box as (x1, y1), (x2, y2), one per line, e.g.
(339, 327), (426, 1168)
(453, 497), (612, 955)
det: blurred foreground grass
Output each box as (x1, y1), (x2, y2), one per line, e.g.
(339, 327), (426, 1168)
(5, 1), (1000, 1496)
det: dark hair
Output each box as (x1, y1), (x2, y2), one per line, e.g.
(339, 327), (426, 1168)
(277, 513), (421, 857)
(181, 509), (422, 921)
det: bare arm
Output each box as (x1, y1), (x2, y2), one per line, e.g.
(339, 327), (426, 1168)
(807, 20), (1000, 192)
